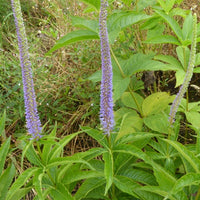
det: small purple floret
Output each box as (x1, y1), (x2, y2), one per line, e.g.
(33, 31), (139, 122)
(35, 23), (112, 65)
(11, 0), (42, 139)
(99, 0), (114, 135)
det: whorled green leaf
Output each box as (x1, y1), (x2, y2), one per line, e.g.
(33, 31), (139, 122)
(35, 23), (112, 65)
(113, 175), (140, 198)
(137, 186), (176, 200)
(74, 177), (105, 200)
(155, 10), (183, 42)
(6, 167), (39, 200)
(163, 139), (200, 173)
(81, 127), (109, 149)
(49, 130), (82, 161)
(172, 173), (200, 194)
(49, 183), (74, 200)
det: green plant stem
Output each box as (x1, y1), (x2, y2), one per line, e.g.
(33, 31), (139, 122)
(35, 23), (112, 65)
(195, 188), (200, 200)
(196, 129), (200, 155)
(110, 47), (143, 117)
(36, 140), (42, 157)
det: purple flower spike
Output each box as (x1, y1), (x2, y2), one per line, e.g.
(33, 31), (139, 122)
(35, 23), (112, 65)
(11, 0), (42, 139)
(99, 0), (114, 136)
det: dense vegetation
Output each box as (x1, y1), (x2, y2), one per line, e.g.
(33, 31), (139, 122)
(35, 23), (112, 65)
(1, 0), (200, 199)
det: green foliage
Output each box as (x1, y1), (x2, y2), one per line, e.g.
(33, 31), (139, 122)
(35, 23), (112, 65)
(3, 0), (200, 199)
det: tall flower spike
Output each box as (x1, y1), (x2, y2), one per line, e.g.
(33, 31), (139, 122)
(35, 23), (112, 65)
(169, 13), (197, 125)
(11, 0), (42, 139)
(99, 0), (114, 136)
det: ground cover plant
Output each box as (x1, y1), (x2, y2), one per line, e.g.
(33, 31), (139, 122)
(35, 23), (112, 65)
(1, 0), (200, 199)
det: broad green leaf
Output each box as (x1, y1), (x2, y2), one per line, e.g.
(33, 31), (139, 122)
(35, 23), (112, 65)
(114, 107), (138, 122)
(33, 169), (44, 200)
(47, 156), (93, 169)
(194, 67), (200, 73)
(8, 188), (32, 200)
(108, 12), (150, 32)
(25, 143), (43, 167)
(144, 35), (181, 45)
(120, 168), (157, 185)
(71, 16), (99, 33)
(176, 46), (190, 70)
(175, 69), (186, 87)
(146, 24), (165, 40)
(0, 137), (10, 175)
(155, 10), (183, 42)
(195, 53), (200, 65)
(172, 173), (200, 194)
(6, 167), (39, 200)
(114, 154), (134, 174)
(113, 144), (151, 164)
(62, 168), (103, 184)
(166, 0), (176, 13)
(50, 183), (74, 200)
(163, 139), (200, 173)
(0, 164), (15, 200)
(154, 55), (183, 71)
(185, 111), (200, 128)
(74, 177), (105, 200)
(87, 70), (101, 82)
(113, 76), (130, 101)
(117, 132), (160, 146)
(0, 111), (6, 137)
(152, 163), (176, 191)
(138, 186), (176, 200)
(113, 175), (140, 198)
(170, 7), (189, 18)
(47, 30), (99, 54)
(122, 53), (178, 75)
(81, 127), (109, 148)
(142, 92), (172, 116)
(121, 92), (144, 112)
(78, 0), (100, 10)
(103, 151), (113, 195)
(108, 11), (150, 43)
(182, 13), (193, 40)
(117, 113), (143, 140)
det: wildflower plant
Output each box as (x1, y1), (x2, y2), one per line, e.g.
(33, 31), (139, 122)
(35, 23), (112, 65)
(11, 0), (42, 139)
(3, 0), (200, 199)
(99, 0), (114, 136)
(169, 13), (197, 125)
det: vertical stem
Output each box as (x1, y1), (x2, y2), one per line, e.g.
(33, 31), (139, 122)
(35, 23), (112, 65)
(195, 188), (200, 200)
(196, 129), (200, 155)
(110, 47), (143, 117)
